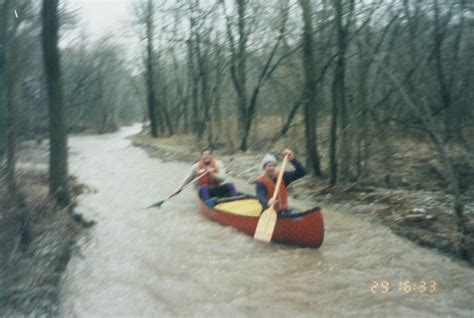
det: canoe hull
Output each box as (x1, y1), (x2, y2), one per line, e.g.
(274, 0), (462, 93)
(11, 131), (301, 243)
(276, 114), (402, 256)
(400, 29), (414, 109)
(196, 198), (324, 248)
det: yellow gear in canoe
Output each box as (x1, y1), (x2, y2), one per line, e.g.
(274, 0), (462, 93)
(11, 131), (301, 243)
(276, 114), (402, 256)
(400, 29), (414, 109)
(215, 199), (262, 217)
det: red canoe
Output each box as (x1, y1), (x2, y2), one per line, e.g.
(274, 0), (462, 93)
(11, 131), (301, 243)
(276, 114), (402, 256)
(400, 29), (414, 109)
(196, 196), (324, 248)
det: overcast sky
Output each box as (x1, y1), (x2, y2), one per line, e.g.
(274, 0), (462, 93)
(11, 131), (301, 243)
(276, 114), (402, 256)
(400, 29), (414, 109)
(63, 0), (142, 63)
(67, 0), (134, 38)
(64, 0), (143, 57)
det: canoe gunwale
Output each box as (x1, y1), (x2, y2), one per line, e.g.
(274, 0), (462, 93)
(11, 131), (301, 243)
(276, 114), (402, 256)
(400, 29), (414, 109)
(212, 195), (321, 219)
(197, 193), (325, 248)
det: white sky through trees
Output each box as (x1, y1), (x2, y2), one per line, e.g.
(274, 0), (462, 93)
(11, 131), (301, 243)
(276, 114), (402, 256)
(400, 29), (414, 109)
(64, 0), (140, 67)
(66, 0), (134, 40)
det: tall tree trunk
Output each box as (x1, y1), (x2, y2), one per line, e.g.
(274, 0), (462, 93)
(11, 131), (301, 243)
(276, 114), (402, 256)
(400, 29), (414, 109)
(145, 0), (158, 138)
(236, 0), (249, 151)
(355, 60), (369, 180)
(96, 68), (105, 132)
(0, 0), (12, 165)
(0, 0), (13, 267)
(187, 36), (201, 137)
(426, 128), (465, 235)
(222, 0), (249, 150)
(433, 0), (465, 141)
(211, 42), (224, 139)
(449, 0), (466, 142)
(329, 75), (339, 187)
(278, 99), (301, 140)
(171, 47), (190, 134)
(158, 77), (174, 136)
(191, 18), (211, 140)
(433, 0), (451, 139)
(334, 0), (353, 181)
(299, 0), (322, 177)
(6, 45), (17, 195)
(41, 0), (70, 206)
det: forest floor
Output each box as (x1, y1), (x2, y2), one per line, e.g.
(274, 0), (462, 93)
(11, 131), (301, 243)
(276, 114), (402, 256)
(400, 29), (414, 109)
(132, 129), (474, 266)
(0, 140), (93, 317)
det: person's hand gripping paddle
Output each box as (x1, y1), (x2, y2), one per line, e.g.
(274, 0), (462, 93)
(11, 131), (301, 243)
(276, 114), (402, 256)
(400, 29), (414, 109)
(253, 154), (289, 242)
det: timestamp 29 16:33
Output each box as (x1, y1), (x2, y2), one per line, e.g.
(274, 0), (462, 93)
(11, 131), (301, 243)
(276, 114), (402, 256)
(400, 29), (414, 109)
(370, 280), (438, 294)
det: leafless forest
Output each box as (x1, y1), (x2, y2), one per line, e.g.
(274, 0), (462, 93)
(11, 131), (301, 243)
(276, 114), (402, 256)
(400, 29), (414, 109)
(1, 0), (473, 314)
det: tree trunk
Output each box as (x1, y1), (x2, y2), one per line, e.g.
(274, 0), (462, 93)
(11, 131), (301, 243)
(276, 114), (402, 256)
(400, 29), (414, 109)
(355, 63), (369, 180)
(41, 0), (70, 206)
(160, 80), (174, 136)
(6, 47), (17, 195)
(334, 0), (353, 181)
(191, 20), (211, 140)
(278, 99), (301, 140)
(433, 0), (452, 139)
(187, 37), (201, 138)
(0, 0), (12, 265)
(433, 0), (465, 141)
(329, 74), (339, 187)
(223, 0), (248, 150)
(427, 128), (465, 235)
(145, 0), (158, 138)
(298, 0), (323, 177)
(212, 43), (224, 137)
(0, 0), (12, 164)
(236, 0), (249, 151)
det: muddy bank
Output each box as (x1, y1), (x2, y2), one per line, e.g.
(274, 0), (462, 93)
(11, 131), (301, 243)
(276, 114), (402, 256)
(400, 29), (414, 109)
(0, 141), (91, 317)
(132, 131), (474, 266)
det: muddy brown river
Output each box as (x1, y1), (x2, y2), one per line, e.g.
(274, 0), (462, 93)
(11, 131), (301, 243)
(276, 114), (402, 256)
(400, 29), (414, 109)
(59, 125), (473, 317)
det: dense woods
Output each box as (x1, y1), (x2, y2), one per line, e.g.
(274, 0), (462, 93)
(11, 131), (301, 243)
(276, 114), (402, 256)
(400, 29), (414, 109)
(1, 0), (473, 313)
(131, 0), (473, 233)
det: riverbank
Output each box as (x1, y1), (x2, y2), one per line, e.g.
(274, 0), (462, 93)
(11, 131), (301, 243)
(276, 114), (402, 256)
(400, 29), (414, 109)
(132, 130), (474, 266)
(55, 125), (474, 317)
(0, 140), (93, 317)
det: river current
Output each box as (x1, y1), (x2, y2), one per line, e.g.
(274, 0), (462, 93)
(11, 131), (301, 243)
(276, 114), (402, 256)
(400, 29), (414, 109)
(59, 125), (474, 317)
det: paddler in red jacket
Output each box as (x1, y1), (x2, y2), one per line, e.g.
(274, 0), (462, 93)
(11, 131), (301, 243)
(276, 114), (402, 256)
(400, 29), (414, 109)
(256, 149), (306, 213)
(179, 147), (237, 203)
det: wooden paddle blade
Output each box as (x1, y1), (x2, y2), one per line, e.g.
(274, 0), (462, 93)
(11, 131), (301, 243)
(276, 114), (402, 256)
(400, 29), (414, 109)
(253, 207), (277, 242)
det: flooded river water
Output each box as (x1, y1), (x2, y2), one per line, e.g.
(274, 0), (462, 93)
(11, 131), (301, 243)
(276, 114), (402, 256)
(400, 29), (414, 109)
(60, 126), (473, 317)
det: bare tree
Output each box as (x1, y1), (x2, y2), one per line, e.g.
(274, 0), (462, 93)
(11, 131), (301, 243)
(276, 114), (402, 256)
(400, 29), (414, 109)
(0, 0), (12, 166)
(433, 0), (466, 141)
(0, 0), (13, 271)
(355, 12), (468, 236)
(41, 0), (70, 206)
(329, 0), (355, 186)
(299, 0), (323, 177)
(222, 0), (291, 151)
(135, 0), (160, 138)
(183, 0), (226, 145)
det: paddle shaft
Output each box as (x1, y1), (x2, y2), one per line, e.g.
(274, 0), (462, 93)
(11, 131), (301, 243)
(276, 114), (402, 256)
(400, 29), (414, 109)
(269, 154), (289, 209)
(171, 172), (206, 198)
(148, 171), (208, 208)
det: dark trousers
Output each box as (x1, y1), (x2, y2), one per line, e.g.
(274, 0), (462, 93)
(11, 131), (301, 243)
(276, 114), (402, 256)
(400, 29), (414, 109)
(198, 183), (237, 200)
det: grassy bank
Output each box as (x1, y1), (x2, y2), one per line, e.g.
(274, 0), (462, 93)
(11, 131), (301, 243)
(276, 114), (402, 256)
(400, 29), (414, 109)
(0, 142), (92, 316)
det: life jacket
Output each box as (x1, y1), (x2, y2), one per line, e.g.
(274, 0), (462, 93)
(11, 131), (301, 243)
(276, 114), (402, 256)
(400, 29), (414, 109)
(256, 173), (288, 211)
(196, 160), (220, 186)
